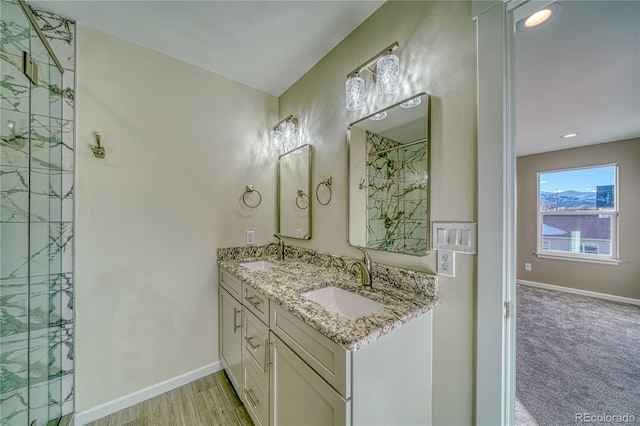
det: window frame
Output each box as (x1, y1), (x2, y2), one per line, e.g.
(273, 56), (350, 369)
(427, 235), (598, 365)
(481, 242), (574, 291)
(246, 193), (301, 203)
(536, 163), (620, 265)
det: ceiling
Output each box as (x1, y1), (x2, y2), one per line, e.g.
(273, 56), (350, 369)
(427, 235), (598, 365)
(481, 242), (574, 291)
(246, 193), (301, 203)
(31, 1), (640, 156)
(30, 0), (384, 97)
(515, 0), (640, 156)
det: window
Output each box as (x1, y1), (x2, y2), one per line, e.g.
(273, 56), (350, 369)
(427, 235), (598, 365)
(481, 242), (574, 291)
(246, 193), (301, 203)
(537, 164), (618, 264)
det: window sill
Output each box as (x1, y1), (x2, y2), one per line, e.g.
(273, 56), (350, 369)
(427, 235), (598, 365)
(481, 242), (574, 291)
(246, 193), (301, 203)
(535, 253), (621, 266)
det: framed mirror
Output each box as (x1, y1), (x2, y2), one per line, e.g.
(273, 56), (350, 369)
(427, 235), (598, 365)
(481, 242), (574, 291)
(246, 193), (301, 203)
(347, 93), (430, 255)
(278, 144), (312, 239)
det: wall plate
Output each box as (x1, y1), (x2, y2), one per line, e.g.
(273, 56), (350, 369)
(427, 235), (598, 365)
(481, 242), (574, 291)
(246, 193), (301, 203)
(432, 222), (477, 254)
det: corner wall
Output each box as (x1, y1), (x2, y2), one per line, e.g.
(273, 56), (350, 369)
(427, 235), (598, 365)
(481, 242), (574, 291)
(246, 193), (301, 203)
(75, 25), (278, 412)
(278, 2), (478, 424)
(517, 138), (640, 300)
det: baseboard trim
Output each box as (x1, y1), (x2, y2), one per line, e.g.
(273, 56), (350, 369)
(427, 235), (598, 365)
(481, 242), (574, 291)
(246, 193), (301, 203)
(74, 361), (223, 425)
(517, 279), (640, 306)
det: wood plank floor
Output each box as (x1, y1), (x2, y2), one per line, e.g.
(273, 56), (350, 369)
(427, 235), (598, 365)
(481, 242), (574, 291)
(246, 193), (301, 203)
(87, 370), (253, 426)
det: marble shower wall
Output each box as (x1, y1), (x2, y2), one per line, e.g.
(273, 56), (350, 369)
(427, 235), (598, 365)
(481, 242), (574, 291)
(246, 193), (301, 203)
(0, 1), (75, 424)
(366, 131), (428, 255)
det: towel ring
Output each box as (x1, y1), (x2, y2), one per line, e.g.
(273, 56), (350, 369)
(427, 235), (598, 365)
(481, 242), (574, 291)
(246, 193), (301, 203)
(242, 185), (262, 208)
(296, 190), (309, 210)
(315, 176), (332, 206)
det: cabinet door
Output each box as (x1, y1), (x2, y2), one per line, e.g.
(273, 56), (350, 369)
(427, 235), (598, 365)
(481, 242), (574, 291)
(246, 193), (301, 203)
(270, 333), (350, 426)
(219, 286), (243, 395)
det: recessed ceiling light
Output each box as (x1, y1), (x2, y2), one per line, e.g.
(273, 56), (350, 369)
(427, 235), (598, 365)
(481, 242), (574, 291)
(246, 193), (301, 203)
(562, 132), (579, 138)
(516, 3), (561, 31)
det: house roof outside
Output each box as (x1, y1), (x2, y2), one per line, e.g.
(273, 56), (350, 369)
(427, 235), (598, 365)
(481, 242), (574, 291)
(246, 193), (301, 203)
(542, 215), (611, 240)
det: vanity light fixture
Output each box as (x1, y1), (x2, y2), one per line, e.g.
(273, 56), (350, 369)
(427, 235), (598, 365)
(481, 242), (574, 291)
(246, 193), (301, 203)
(400, 96), (422, 108)
(346, 73), (366, 111)
(369, 111), (387, 121)
(516, 2), (561, 31)
(270, 115), (298, 151)
(346, 42), (400, 111)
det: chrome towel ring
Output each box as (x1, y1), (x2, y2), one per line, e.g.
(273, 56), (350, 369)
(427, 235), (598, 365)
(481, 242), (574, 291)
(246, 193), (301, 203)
(242, 185), (262, 208)
(316, 176), (332, 206)
(296, 190), (309, 209)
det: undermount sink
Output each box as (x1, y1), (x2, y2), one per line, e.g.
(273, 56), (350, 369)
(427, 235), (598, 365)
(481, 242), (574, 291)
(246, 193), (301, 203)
(301, 286), (385, 320)
(240, 260), (276, 271)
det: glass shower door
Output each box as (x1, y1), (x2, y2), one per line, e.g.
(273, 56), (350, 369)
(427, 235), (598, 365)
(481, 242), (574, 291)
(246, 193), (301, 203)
(1, 0), (67, 424)
(1, 2), (35, 423)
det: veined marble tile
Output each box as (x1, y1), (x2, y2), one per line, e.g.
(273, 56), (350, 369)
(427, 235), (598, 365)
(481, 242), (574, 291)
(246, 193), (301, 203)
(61, 119), (73, 172)
(1, 165), (29, 222)
(61, 373), (73, 404)
(1, 109), (29, 167)
(0, 278), (28, 337)
(0, 53), (29, 114)
(61, 69), (74, 120)
(30, 114), (64, 172)
(1, 1), (31, 53)
(30, 6), (75, 71)
(0, 386), (28, 425)
(61, 171), (73, 222)
(28, 379), (49, 424)
(61, 222), (72, 273)
(366, 131), (401, 153)
(0, 222), (28, 279)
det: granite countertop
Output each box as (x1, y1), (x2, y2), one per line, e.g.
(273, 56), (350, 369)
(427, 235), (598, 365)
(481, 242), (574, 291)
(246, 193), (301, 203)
(217, 255), (439, 351)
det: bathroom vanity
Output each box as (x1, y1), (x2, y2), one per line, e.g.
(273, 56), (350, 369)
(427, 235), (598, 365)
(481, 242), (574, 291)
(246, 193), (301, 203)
(218, 247), (438, 426)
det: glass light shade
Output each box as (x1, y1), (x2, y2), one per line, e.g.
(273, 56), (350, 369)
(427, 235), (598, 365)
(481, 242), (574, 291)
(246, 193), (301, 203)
(346, 75), (366, 110)
(279, 121), (297, 151)
(369, 111), (387, 121)
(400, 97), (421, 108)
(376, 53), (400, 95)
(270, 129), (284, 150)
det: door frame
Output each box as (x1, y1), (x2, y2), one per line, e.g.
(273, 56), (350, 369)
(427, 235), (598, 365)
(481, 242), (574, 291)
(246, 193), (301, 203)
(474, 1), (518, 424)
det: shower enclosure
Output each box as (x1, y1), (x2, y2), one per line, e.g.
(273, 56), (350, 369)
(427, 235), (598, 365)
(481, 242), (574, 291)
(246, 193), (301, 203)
(367, 139), (428, 255)
(1, 0), (73, 424)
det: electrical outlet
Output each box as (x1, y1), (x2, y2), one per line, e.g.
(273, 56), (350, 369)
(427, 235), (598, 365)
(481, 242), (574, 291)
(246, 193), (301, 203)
(437, 249), (455, 277)
(246, 230), (255, 246)
(525, 263), (532, 271)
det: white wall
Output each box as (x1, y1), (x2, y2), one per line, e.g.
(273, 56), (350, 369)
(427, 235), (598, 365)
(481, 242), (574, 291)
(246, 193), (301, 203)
(278, 2), (477, 424)
(75, 25), (278, 412)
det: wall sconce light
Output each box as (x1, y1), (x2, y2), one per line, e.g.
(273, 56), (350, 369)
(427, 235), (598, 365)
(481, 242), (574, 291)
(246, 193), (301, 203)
(345, 41), (400, 111)
(270, 115), (299, 151)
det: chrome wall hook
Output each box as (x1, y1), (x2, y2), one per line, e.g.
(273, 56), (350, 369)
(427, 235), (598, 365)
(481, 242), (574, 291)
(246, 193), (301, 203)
(92, 133), (105, 158)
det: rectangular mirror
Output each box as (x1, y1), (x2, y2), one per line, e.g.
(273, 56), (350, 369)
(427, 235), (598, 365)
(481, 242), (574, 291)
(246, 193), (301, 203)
(348, 93), (430, 255)
(278, 144), (312, 239)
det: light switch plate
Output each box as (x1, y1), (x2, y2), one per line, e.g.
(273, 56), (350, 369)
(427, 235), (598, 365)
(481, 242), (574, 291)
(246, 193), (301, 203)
(432, 222), (477, 254)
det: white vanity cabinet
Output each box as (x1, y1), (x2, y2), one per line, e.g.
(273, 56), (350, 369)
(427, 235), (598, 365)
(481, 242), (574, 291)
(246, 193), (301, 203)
(270, 304), (433, 426)
(219, 270), (243, 395)
(219, 267), (433, 426)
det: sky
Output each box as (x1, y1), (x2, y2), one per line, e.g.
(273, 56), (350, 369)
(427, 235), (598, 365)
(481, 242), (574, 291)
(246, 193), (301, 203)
(539, 165), (615, 193)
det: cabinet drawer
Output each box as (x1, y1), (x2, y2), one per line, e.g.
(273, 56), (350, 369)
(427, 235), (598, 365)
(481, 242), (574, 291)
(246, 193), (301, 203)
(243, 355), (270, 426)
(271, 304), (350, 398)
(243, 285), (270, 325)
(243, 309), (270, 376)
(220, 268), (242, 300)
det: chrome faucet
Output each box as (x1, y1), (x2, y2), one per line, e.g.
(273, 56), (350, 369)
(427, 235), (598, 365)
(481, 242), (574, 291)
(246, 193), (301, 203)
(265, 234), (285, 261)
(346, 246), (372, 288)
